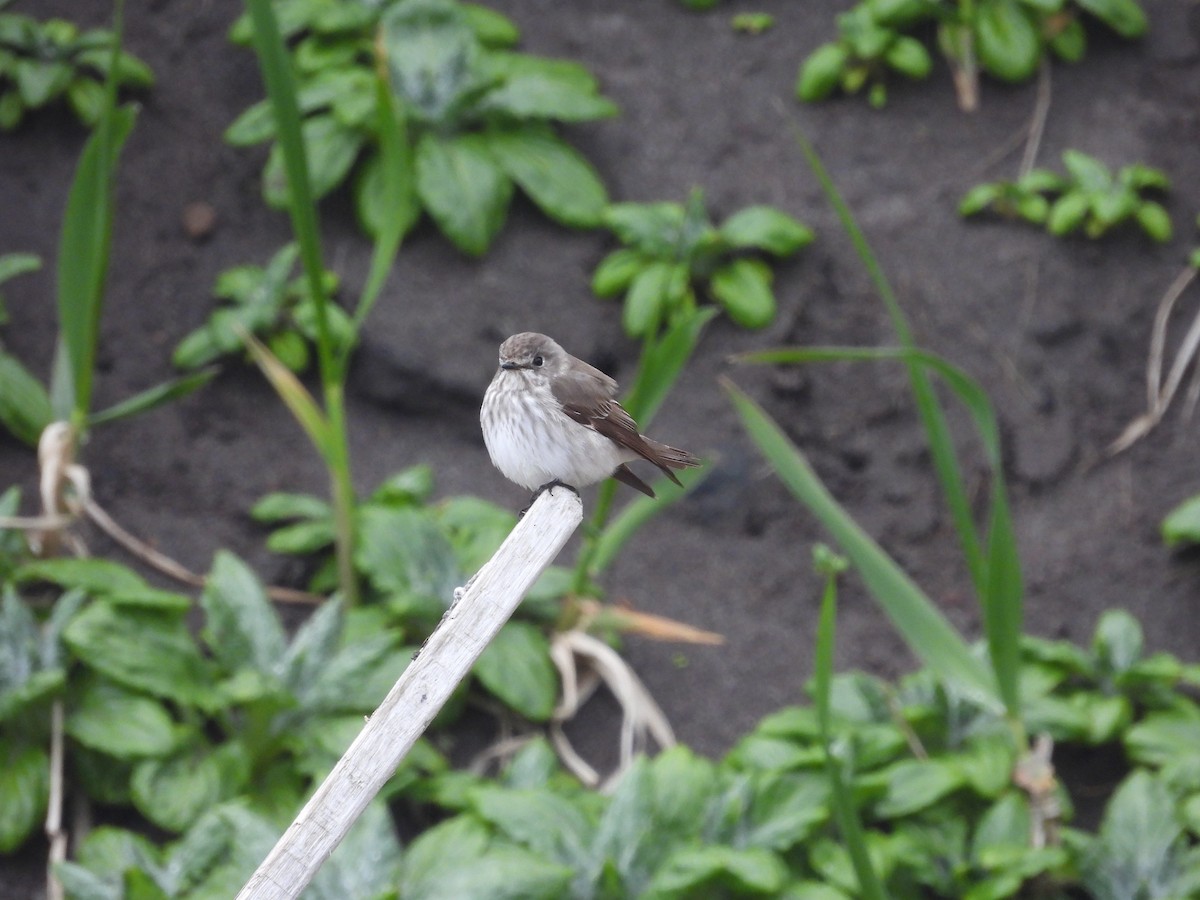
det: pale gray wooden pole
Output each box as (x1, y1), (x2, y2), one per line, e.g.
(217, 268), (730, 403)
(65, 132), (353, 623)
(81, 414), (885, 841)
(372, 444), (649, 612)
(237, 487), (583, 900)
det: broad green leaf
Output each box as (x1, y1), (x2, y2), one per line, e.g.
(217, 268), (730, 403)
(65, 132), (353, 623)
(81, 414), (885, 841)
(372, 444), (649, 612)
(131, 742), (242, 832)
(478, 56), (618, 121)
(738, 773), (830, 851)
(64, 601), (209, 705)
(974, 0), (1040, 82)
(884, 35), (933, 79)
(16, 557), (145, 596)
(1163, 495), (1200, 547)
(959, 183), (1000, 216)
(279, 597), (343, 699)
(875, 757), (965, 817)
(1076, 0), (1147, 37)
(16, 58), (72, 105)
(67, 677), (178, 759)
(474, 621), (557, 721)
(710, 258), (777, 329)
(797, 44), (849, 101)
(1047, 191), (1089, 235)
(972, 791), (1031, 863)
(603, 201), (686, 256)
(1080, 769), (1188, 900)
(1125, 705), (1200, 768)
(1135, 202), (1172, 242)
(462, 3), (520, 47)
(1048, 17), (1086, 61)
(472, 785), (594, 868)
(415, 131), (512, 255)
(252, 491), (332, 522)
(622, 260), (675, 338)
(354, 141), (420, 241)
(263, 113), (364, 206)
(486, 127), (607, 228)
(201, 551), (286, 676)
(88, 368), (216, 428)
(719, 206), (814, 256)
(438, 495), (516, 574)
(1093, 609), (1143, 676)
(0, 740), (48, 852)
(649, 746), (718, 835)
(1062, 149), (1112, 192)
(356, 505), (461, 602)
(380, 0), (482, 123)
(592, 248), (645, 298)
(265, 518), (336, 555)
(643, 845), (787, 898)
(303, 633), (403, 715)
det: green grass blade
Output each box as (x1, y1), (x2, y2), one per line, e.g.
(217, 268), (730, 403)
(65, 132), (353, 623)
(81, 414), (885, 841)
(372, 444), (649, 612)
(54, 107), (135, 424)
(245, 0), (334, 380)
(623, 307), (717, 427)
(87, 368), (218, 428)
(791, 126), (986, 596)
(588, 464), (709, 577)
(814, 553), (887, 900)
(240, 330), (332, 461)
(723, 376), (1002, 712)
(739, 346), (1023, 716)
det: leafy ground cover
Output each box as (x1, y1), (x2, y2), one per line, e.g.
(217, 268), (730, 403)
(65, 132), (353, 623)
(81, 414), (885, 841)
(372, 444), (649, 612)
(2, 0), (1200, 895)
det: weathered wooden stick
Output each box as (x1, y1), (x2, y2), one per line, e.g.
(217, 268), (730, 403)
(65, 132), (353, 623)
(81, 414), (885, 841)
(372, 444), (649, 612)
(237, 486), (583, 900)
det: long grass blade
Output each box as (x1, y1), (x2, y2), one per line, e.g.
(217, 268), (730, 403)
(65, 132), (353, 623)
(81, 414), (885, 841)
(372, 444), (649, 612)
(245, 0), (333, 378)
(723, 375), (1002, 712)
(588, 463), (709, 577)
(739, 345), (1022, 716)
(88, 368), (218, 428)
(790, 125), (986, 596)
(623, 307), (717, 427)
(239, 329), (332, 461)
(813, 551), (887, 900)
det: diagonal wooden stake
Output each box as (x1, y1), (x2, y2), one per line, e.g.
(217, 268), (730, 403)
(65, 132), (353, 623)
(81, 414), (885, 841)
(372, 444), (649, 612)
(237, 486), (583, 900)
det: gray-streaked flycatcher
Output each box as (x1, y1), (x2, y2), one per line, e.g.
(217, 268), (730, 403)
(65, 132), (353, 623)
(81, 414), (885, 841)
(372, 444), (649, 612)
(481, 332), (700, 500)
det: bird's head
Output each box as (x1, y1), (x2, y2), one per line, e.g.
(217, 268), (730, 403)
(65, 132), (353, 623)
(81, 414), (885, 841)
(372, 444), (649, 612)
(497, 332), (565, 379)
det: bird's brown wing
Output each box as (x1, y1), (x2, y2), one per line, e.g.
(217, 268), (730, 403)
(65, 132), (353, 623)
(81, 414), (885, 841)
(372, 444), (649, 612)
(551, 367), (695, 487)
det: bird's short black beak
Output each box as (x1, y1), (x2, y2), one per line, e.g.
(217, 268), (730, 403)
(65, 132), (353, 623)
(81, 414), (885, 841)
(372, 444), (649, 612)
(500, 361), (520, 370)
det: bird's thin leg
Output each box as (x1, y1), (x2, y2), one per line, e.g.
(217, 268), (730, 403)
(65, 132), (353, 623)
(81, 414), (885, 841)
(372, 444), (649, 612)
(519, 480), (580, 518)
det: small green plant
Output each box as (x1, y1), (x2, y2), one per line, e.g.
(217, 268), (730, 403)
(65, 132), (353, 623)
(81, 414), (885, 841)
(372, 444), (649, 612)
(731, 13), (775, 35)
(798, 0), (1148, 110)
(592, 188), (814, 338)
(0, 8), (152, 130)
(226, 0), (615, 254)
(960, 150), (1171, 241)
(173, 243), (347, 374)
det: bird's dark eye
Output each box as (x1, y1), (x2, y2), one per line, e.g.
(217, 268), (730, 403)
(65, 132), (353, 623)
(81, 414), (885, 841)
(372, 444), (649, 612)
(532, 355), (544, 367)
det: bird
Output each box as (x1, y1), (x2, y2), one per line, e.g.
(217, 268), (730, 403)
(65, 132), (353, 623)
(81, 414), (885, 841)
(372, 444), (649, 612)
(481, 332), (700, 502)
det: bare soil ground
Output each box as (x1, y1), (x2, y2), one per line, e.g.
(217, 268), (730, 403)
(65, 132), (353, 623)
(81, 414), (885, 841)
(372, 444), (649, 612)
(3, 0), (1200, 892)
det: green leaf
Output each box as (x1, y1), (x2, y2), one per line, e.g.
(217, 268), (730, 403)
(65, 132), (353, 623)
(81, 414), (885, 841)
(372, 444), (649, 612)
(16, 58), (72, 106)
(1163, 495), (1200, 546)
(1135, 201), (1172, 242)
(643, 845), (788, 897)
(266, 518), (337, 555)
(474, 621), (557, 721)
(478, 56), (618, 121)
(797, 44), (850, 101)
(88, 368), (217, 428)
(486, 127), (607, 228)
(252, 491), (332, 522)
(56, 103), (137, 422)
(592, 248), (646, 298)
(602, 201), (686, 255)
(472, 785), (594, 869)
(263, 113), (364, 207)
(64, 602), (209, 705)
(131, 742), (241, 832)
(1125, 705), (1200, 768)
(16, 557), (145, 596)
(354, 143), (421, 241)
(279, 597), (343, 699)
(959, 183), (1000, 216)
(356, 505), (461, 602)
(0, 350), (51, 445)
(875, 757), (965, 816)
(1076, 0), (1147, 38)
(884, 35), (933, 79)
(622, 260), (675, 338)
(1080, 769), (1188, 900)
(709, 258), (776, 329)
(1062, 149), (1112, 192)
(1048, 18), (1086, 61)
(380, 0), (482, 123)
(975, 0), (1040, 83)
(0, 739), (48, 852)
(0, 251), (41, 284)
(67, 678), (177, 759)
(1047, 191), (1089, 235)
(415, 131), (512, 255)
(622, 305), (717, 427)
(201, 551), (287, 677)
(307, 801), (402, 900)
(719, 206), (814, 255)
(462, 3), (520, 47)
(723, 377), (1001, 711)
